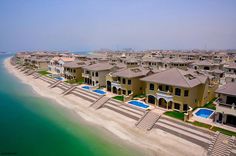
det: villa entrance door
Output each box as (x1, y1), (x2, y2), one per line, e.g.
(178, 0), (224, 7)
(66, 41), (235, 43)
(226, 115), (236, 127)
(148, 95), (156, 105)
(113, 87), (117, 94)
(107, 81), (111, 91)
(159, 98), (167, 108)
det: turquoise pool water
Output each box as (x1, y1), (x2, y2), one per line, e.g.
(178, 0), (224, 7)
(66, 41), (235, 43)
(54, 77), (64, 81)
(128, 100), (149, 109)
(92, 89), (106, 95)
(195, 108), (214, 118)
(82, 86), (91, 90)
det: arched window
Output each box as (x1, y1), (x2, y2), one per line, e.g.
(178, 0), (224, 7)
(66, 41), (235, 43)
(148, 95), (156, 104)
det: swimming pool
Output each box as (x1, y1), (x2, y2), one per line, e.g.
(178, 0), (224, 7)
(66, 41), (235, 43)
(92, 89), (106, 95)
(194, 108), (214, 119)
(128, 100), (149, 109)
(82, 86), (91, 90)
(54, 77), (64, 81)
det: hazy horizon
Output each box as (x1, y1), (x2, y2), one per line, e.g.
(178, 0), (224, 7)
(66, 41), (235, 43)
(0, 0), (236, 52)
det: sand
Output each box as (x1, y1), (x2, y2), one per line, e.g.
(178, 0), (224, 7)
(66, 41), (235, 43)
(4, 57), (207, 156)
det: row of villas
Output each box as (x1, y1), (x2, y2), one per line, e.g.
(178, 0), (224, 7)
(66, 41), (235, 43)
(14, 51), (236, 127)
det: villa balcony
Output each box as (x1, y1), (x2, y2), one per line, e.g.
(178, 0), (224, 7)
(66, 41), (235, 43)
(111, 81), (121, 89)
(82, 73), (91, 78)
(214, 98), (236, 116)
(65, 71), (74, 76)
(156, 90), (173, 102)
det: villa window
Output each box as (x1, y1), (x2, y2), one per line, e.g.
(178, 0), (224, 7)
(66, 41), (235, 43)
(174, 103), (181, 110)
(128, 79), (132, 85)
(149, 83), (154, 90)
(166, 85), (169, 91)
(92, 72), (94, 76)
(122, 90), (126, 95)
(184, 90), (189, 97)
(122, 78), (126, 84)
(95, 72), (98, 77)
(175, 88), (181, 96)
(117, 77), (120, 81)
(183, 104), (188, 111)
(158, 85), (163, 91)
(128, 90), (132, 95)
(74, 69), (76, 73)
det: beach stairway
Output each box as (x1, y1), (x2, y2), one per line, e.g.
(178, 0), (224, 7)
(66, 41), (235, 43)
(62, 85), (77, 95)
(208, 132), (235, 156)
(102, 99), (146, 121)
(15, 65), (21, 69)
(49, 80), (62, 88)
(27, 70), (35, 76)
(20, 67), (27, 72)
(23, 69), (30, 74)
(91, 96), (110, 110)
(70, 88), (101, 103)
(34, 74), (42, 79)
(136, 111), (161, 131)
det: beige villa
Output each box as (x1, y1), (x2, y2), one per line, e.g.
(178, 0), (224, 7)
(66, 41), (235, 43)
(106, 67), (152, 96)
(214, 82), (236, 127)
(141, 68), (217, 112)
(82, 62), (118, 87)
(63, 61), (88, 81)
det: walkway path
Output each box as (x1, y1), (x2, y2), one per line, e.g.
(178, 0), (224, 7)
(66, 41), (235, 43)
(208, 132), (235, 156)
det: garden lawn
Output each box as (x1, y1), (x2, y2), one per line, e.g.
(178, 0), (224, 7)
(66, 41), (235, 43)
(164, 111), (185, 121)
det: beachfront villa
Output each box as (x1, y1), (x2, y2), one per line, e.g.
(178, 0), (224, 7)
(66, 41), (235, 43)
(167, 58), (192, 70)
(48, 57), (75, 75)
(82, 62), (118, 87)
(29, 57), (51, 70)
(124, 58), (140, 68)
(214, 83), (236, 127)
(141, 68), (217, 112)
(191, 60), (223, 71)
(106, 67), (152, 96)
(63, 61), (88, 81)
(224, 63), (236, 75)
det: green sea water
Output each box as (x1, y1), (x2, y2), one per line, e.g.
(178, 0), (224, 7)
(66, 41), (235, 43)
(0, 54), (141, 156)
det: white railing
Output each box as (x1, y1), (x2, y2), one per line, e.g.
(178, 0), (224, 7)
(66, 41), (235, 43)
(214, 98), (236, 110)
(82, 73), (90, 78)
(156, 90), (173, 102)
(111, 81), (121, 89)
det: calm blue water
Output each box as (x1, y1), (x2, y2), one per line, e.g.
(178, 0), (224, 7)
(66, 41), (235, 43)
(195, 109), (214, 118)
(0, 54), (142, 156)
(82, 86), (91, 90)
(92, 89), (106, 95)
(128, 100), (149, 109)
(54, 77), (64, 81)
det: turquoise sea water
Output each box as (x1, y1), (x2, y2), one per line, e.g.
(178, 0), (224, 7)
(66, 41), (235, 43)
(0, 54), (141, 156)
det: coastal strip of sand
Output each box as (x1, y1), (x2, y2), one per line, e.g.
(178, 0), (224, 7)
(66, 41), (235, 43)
(4, 57), (207, 156)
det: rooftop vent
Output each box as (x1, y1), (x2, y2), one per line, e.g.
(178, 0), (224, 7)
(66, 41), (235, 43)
(185, 74), (196, 80)
(131, 68), (141, 73)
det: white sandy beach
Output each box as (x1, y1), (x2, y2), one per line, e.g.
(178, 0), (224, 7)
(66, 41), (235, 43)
(4, 57), (207, 156)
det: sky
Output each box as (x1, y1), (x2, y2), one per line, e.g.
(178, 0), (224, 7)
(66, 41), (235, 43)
(0, 0), (236, 52)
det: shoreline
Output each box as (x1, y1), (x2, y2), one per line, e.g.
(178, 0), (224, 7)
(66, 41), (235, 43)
(4, 57), (207, 156)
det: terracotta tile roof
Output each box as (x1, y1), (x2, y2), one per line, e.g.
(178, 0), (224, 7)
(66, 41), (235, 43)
(113, 67), (151, 78)
(141, 68), (207, 88)
(216, 82), (236, 96)
(63, 61), (87, 68)
(83, 63), (115, 71)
